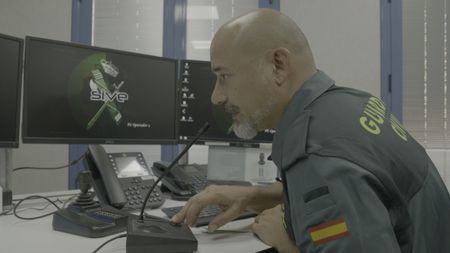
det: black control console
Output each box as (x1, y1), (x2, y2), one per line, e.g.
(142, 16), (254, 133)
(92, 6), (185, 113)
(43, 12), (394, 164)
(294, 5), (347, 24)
(52, 171), (128, 238)
(126, 216), (197, 253)
(53, 204), (128, 238)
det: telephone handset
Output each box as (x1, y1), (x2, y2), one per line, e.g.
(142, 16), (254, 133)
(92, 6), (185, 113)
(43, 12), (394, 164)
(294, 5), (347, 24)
(85, 145), (165, 211)
(152, 161), (253, 200)
(86, 145), (127, 208)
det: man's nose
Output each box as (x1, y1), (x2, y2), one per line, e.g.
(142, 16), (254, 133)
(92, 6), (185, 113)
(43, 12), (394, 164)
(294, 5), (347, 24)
(211, 84), (226, 105)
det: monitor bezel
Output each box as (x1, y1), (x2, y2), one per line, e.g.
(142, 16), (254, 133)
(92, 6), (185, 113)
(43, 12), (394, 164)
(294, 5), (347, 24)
(22, 36), (178, 145)
(177, 59), (273, 145)
(0, 33), (23, 148)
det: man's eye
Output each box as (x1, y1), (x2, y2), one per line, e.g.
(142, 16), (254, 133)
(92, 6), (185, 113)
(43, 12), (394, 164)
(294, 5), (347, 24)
(220, 74), (229, 80)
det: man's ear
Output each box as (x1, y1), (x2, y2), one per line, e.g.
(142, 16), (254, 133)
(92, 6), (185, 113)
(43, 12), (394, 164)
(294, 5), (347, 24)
(269, 47), (290, 86)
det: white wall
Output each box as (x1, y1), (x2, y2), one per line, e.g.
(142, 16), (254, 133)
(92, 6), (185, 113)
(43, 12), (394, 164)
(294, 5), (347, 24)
(281, 0), (381, 97)
(426, 150), (450, 190)
(0, 0), (72, 194)
(92, 0), (164, 56)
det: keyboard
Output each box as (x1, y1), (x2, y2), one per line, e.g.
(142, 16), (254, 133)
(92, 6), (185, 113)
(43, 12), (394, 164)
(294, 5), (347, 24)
(161, 205), (257, 227)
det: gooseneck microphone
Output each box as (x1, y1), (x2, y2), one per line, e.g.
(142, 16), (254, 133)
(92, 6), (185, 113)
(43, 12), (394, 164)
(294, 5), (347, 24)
(127, 122), (209, 253)
(138, 122), (210, 221)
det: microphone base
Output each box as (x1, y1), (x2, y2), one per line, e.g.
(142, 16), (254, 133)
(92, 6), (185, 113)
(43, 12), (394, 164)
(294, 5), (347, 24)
(126, 216), (197, 253)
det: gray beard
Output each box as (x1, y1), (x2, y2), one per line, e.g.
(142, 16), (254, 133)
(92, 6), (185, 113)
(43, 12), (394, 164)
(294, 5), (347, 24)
(232, 95), (277, 140)
(233, 117), (258, 139)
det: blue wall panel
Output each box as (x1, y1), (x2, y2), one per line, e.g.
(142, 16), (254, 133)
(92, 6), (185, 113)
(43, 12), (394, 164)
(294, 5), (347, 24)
(259, 0), (280, 10)
(380, 0), (403, 121)
(161, 0), (187, 162)
(69, 0), (92, 189)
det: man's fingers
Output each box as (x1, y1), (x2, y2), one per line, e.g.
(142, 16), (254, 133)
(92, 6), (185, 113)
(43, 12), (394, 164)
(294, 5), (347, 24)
(184, 201), (204, 226)
(184, 192), (222, 226)
(173, 191), (221, 226)
(172, 186), (236, 227)
(171, 201), (191, 223)
(251, 221), (259, 231)
(251, 221), (262, 238)
(208, 204), (242, 232)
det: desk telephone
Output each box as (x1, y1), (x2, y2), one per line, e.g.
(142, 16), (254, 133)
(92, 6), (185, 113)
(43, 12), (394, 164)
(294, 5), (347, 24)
(152, 161), (253, 200)
(152, 161), (208, 200)
(85, 145), (165, 211)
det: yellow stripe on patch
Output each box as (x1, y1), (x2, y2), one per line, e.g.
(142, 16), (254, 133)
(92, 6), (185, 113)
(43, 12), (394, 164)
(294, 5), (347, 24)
(309, 218), (349, 245)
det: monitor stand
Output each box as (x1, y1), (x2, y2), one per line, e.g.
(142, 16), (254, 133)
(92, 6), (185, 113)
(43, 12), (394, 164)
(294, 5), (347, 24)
(0, 148), (13, 211)
(206, 144), (276, 183)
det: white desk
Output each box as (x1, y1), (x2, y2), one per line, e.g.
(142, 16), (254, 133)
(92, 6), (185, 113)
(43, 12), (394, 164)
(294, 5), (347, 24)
(0, 191), (268, 253)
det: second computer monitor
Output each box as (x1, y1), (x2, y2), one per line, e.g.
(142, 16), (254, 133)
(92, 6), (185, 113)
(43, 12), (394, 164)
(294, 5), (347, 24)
(0, 34), (23, 148)
(178, 59), (274, 144)
(23, 37), (178, 144)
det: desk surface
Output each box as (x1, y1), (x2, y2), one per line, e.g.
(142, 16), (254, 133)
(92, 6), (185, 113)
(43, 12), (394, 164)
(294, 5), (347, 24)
(0, 191), (268, 253)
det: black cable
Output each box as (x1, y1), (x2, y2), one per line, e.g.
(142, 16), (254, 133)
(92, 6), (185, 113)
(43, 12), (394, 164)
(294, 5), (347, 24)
(13, 153), (86, 172)
(13, 195), (61, 220)
(2, 199), (61, 216)
(13, 192), (80, 202)
(1, 200), (54, 216)
(92, 233), (127, 253)
(8, 193), (78, 217)
(2, 193), (78, 217)
(23, 199), (62, 212)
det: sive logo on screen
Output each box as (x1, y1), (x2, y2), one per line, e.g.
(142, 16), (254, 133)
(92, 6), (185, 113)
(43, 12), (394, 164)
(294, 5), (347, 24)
(90, 60), (128, 103)
(86, 59), (129, 130)
(67, 53), (133, 131)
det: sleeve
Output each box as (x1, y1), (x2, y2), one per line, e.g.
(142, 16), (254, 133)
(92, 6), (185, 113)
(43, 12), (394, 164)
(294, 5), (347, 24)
(283, 154), (402, 253)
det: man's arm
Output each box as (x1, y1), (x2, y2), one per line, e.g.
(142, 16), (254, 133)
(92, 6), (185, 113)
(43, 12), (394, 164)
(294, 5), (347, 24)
(248, 181), (283, 213)
(172, 181), (283, 231)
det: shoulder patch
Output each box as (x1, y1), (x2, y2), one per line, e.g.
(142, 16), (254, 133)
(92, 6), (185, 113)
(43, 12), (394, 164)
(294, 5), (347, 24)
(309, 218), (350, 245)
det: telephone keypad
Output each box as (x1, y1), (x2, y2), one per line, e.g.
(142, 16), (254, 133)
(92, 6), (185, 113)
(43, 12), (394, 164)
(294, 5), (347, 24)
(119, 177), (165, 211)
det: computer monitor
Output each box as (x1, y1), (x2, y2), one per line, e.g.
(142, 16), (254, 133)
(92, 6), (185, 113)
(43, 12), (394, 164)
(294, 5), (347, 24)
(23, 36), (178, 144)
(0, 34), (23, 148)
(178, 59), (274, 145)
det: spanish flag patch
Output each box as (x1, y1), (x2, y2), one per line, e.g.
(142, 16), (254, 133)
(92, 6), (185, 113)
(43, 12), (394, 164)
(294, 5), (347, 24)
(309, 218), (350, 245)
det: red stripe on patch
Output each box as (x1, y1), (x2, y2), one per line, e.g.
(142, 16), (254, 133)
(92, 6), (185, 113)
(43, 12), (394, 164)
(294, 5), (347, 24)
(309, 218), (346, 232)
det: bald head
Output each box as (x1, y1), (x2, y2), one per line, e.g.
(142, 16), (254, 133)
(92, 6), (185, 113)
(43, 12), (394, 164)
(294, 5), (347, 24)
(211, 8), (315, 69)
(209, 9), (317, 134)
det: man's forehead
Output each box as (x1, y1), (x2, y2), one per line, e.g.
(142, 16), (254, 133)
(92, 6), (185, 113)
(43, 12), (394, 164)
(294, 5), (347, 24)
(211, 48), (251, 74)
(210, 48), (233, 72)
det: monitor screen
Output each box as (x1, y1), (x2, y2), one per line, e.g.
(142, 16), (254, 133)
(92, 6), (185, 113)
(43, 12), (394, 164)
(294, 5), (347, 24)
(23, 37), (177, 144)
(178, 59), (274, 144)
(0, 34), (23, 148)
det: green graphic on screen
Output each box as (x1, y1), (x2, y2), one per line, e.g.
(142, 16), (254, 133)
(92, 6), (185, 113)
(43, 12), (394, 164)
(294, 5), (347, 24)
(67, 53), (128, 130)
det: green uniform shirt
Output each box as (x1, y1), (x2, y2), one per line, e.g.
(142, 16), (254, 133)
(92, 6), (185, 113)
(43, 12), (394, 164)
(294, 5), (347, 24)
(272, 71), (450, 252)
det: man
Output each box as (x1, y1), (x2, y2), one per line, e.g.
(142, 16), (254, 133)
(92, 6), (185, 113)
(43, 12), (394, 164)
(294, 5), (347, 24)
(172, 8), (450, 253)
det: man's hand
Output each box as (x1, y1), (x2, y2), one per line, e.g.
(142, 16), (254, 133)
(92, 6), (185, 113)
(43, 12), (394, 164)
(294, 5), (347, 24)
(252, 205), (299, 253)
(171, 185), (257, 232)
